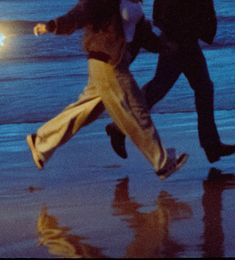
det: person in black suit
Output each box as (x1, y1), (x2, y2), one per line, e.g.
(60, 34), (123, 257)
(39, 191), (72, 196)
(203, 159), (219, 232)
(106, 0), (235, 163)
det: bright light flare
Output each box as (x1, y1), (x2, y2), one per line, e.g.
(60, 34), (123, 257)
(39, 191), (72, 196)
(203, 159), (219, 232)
(0, 33), (6, 47)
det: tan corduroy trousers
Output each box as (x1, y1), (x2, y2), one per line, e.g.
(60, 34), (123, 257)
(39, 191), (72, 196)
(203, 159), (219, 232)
(34, 58), (167, 171)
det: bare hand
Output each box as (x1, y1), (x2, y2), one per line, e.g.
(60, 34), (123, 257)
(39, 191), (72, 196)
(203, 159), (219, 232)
(33, 23), (48, 36)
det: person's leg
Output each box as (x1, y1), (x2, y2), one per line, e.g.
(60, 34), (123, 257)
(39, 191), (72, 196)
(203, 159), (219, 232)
(106, 49), (182, 158)
(183, 42), (235, 162)
(142, 49), (182, 110)
(27, 72), (105, 168)
(92, 58), (187, 176)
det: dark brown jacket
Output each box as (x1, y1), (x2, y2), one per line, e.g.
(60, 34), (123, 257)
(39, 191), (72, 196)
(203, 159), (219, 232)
(46, 0), (160, 65)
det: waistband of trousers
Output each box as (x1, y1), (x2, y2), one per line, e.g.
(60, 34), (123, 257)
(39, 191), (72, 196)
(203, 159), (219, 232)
(88, 51), (111, 63)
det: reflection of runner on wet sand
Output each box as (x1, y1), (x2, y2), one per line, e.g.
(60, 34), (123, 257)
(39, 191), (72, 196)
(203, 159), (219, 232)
(37, 207), (106, 259)
(36, 172), (235, 258)
(36, 180), (192, 258)
(202, 168), (235, 258)
(112, 178), (193, 258)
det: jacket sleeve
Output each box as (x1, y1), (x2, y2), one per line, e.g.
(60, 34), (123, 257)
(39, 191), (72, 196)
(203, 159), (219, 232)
(129, 18), (161, 58)
(140, 19), (161, 53)
(46, 1), (88, 35)
(153, 0), (171, 30)
(199, 0), (217, 44)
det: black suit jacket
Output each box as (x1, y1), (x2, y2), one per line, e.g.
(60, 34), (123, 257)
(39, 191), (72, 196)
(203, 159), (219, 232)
(153, 0), (217, 44)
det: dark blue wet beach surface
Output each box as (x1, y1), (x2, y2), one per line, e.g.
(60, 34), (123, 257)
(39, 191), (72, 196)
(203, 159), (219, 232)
(1, 113), (235, 258)
(0, 0), (235, 257)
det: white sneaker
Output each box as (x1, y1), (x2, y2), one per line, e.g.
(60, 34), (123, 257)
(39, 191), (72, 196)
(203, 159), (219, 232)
(26, 134), (44, 170)
(157, 149), (188, 180)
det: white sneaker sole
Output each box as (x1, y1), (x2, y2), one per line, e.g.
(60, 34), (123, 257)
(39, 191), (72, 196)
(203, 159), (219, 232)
(26, 135), (44, 170)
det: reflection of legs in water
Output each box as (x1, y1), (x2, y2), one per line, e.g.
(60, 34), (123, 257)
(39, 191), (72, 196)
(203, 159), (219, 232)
(112, 178), (192, 258)
(37, 207), (107, 258)
(202, 168), (235, 258)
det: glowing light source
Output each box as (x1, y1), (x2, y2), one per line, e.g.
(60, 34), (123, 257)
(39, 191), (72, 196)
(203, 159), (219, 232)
(0, 33), (6, 47)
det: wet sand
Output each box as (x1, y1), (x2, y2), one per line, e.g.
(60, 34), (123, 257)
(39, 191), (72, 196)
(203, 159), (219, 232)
(1, 111), (235, 258)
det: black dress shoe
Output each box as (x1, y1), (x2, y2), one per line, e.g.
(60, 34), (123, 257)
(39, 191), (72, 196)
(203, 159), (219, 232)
(105, 124), (128, 159)
(204, 143), (235, 163)
(204, 149), (220, 163)
(219, 143), (235, 156)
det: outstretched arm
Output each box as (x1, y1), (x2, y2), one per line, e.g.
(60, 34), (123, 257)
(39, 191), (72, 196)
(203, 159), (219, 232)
(33, 1), (87, 36)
